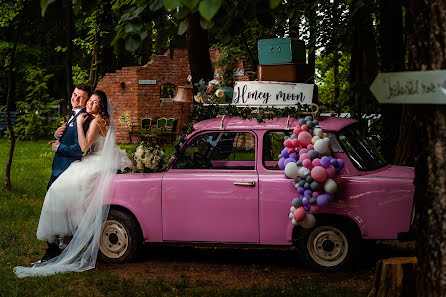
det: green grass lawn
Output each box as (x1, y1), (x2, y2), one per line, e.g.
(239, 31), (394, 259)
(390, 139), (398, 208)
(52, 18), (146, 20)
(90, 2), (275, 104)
(0, 138), (369, 296)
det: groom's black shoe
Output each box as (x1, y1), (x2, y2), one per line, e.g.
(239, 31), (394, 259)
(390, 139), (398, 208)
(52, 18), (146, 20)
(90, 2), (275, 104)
(34, 242), (61, 265)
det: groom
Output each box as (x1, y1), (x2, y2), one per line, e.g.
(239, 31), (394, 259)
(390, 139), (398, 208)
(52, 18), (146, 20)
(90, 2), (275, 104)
(38, 83), (92, 263)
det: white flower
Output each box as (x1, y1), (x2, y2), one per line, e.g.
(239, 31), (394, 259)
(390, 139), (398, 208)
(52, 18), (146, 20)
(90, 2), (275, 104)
(135, 146), (144, 158)
(215, 89), (225, 98)
(208, 79), (219, 86)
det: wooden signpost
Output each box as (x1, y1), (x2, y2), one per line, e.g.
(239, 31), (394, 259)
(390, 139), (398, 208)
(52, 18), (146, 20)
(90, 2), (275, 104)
(370, 70), (446, 104)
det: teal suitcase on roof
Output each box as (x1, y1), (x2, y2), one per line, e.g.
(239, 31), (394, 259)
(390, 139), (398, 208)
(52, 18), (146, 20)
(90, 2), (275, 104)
(258, 38), (306, 65)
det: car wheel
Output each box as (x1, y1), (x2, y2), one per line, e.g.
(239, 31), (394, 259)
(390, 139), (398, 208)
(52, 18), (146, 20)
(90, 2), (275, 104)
(295, 218), (360, 271)
(98, 209), (142, 263)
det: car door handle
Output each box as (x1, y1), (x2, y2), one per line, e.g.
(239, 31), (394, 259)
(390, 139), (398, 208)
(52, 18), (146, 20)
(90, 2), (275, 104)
(233, 181), (256, 186)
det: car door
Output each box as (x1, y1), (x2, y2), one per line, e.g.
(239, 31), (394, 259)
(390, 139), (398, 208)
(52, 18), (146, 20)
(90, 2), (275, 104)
(162, 131), (259, 243)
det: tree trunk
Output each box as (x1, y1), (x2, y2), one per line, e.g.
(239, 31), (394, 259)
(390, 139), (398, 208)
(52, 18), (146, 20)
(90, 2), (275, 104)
(333, 51), (340, 101)
(406, 1), (446, 296)
(307, 4), (316, 84)
(5, 31), (19, 190)
(186, 13), (213, 92)
(64, 0), (73, 115)
(369, 257), (418, 297)
(378, 0), (405, 163)
(88, 6), (100, 89)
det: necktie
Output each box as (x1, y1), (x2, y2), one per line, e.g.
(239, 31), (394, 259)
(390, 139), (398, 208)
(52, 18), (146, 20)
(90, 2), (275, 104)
(70, 110), (76, 117)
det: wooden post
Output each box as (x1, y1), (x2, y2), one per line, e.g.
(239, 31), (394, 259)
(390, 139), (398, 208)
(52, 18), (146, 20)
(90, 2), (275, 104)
(369, 257), (417, 297)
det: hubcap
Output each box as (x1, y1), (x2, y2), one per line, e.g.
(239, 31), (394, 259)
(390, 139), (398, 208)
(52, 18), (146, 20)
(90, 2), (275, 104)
(307, 226), (348, 267)
(100, 220), (129, 259)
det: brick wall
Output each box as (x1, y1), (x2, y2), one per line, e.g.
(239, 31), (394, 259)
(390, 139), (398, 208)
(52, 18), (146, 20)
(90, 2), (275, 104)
(97, 49), (249, 143)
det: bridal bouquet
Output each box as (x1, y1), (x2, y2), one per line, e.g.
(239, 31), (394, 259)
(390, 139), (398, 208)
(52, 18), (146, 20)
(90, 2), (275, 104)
(133, 141), (165, 173)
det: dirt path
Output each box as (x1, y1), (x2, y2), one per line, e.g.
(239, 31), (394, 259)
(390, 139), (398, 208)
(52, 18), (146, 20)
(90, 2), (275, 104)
(98, 240), (415, 290)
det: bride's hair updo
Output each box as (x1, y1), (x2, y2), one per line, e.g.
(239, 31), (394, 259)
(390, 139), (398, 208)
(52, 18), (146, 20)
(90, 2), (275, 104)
(94, 90), (110, 122)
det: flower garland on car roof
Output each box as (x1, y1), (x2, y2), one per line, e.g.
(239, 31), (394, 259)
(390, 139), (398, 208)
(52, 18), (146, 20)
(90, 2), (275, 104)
(278, 116), (344, 229)
(169, 102), (316, 166)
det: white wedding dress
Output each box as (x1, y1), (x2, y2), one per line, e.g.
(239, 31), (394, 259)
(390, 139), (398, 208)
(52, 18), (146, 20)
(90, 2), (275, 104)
(14, 101), (131, 278)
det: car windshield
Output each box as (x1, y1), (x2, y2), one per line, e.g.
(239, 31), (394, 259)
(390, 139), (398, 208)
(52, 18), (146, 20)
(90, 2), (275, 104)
(337, 124), (388, 171)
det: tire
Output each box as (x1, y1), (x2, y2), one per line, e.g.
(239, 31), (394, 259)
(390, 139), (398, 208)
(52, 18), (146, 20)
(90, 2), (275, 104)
(98, 209), (143, 263)
(295, 217), (360, 271)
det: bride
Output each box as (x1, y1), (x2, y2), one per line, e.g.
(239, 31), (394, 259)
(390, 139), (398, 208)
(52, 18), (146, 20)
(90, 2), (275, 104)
(14, 90), (131, 278)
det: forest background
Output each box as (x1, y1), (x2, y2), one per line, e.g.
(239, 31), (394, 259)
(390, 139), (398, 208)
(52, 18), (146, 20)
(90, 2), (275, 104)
(0, 0), (408, 165)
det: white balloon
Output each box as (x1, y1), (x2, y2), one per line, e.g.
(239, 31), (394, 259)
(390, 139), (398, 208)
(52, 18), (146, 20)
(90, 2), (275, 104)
(292, 218), (299, 225)
(289, 212), (294, 219)
(298, 166), (310, 178)
(284, 162), (299, 179)
(301, 213), (316, 229)
(314, 139), (329, 154)
(311, 135), (320, 144)
(324, 178), (338, 194)
(290, 206), (296, 213)
(314, 128), (323, 138)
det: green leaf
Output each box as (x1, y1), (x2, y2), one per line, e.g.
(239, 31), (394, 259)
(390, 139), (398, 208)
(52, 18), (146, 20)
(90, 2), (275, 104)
(73, 1), (81, 16)
(178, 18), (189, 35)
(163, 0), (181, 10)
(141, 30), (149, 40)
(199, 18), (214, 30)
(125, 35), (141, 52)
(125, 23), (136, 33)
(41, 0), (56, 17)
(181, 0), (199, 10)
(149, 0), (164, 11)
(269, 0), (281, 9)
(198, 0), (221, 22)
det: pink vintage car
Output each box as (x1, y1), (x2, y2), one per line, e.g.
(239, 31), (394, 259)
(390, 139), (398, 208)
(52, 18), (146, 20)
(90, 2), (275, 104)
(98, 116), (415, 271)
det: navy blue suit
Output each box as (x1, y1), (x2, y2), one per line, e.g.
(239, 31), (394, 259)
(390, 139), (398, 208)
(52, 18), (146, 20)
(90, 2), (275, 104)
(48, 108), (91, 189)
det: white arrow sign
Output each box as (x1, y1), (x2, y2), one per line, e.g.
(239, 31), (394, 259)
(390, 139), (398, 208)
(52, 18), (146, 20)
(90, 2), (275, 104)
(370, 70), (446, 104)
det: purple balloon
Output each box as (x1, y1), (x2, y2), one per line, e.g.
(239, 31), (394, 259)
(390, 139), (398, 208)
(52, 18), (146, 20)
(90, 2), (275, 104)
(289, 152), (298, 160)
(303, 205), (310, 212)
(284, 158), (296, 167)
(329, 158), (338, 166)
(297, 187), (305, 194)
(326, 193), (335, 201)
(278, 157), (286, 170)
(281, 148), (289, 159)
(337, 159), (344, 169)
(316, 194), (329, 207)
(304, 190), (313, 197)
(302, 197), (309, 206)
(320, 156), (331, 168)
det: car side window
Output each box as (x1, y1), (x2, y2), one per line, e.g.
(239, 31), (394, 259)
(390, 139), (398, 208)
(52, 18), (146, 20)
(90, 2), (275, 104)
(173, 132), (256, 170)
(263, 131), (287, 170)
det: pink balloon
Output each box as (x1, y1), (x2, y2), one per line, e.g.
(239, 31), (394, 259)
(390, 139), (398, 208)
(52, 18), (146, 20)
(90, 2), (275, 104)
(293, 207), (306, 222)
(312, 191), (320, 198)
(310, 204), (320, 214)
(299, 153), (311, 161)
(297, 131), (312, 147)
(284, 139), (293, 148)
(301, 124), (308, 131)
(326, 165), (336, 178)
(287, 147), (295, 154)
(307, 144), (314, 150)
(311, 166), (328, 183)
(291, 138), (300, 147)
(312, 158), (321, 167)
(302, 159), (312, 169)
(293, 126), (301, 135)
(299, 148), (309, 155)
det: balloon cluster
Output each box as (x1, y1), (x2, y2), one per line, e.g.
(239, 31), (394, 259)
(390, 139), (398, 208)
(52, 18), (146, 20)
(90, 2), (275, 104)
(277, 116), (345, 229)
